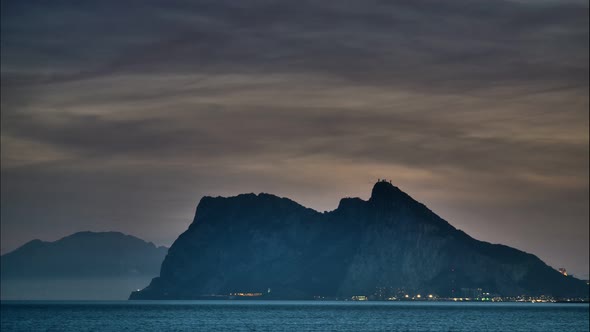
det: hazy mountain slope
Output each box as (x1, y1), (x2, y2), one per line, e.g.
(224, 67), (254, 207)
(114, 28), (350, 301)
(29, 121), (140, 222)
(1, 231), (168, 279)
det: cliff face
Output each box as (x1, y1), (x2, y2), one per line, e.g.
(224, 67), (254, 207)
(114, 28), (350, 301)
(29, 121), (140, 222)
(130, 182), (588, 299)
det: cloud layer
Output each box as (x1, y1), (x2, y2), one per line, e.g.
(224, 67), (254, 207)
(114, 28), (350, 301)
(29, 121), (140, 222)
(1, 0), (588, 278)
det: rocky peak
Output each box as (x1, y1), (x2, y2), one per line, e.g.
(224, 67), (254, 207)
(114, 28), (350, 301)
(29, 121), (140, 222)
(368, 179), (411, 208)
(336, 197), (365, 210)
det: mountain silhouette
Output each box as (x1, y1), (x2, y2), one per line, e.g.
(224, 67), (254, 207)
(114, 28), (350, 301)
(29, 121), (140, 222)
(130, 181), (588, 300)
(1, 231), (168, 280)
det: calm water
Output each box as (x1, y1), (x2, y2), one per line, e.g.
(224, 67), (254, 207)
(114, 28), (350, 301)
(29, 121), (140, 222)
(1, 301), (588, 332)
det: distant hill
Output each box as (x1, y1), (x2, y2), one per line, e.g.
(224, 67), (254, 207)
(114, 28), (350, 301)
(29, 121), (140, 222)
(1, 231), (168, 280)
(131, 181), (588, 300)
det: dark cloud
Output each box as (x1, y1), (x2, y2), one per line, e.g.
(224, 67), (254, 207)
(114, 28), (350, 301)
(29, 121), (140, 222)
(1, 0), (588, 278)
(3, 0), (588, 89)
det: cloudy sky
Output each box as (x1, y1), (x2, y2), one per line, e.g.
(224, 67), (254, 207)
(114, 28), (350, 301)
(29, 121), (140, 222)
(1, 0), (588, 278)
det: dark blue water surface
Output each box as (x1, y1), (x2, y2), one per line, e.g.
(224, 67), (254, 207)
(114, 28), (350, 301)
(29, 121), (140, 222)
(1, 301), (588, 332)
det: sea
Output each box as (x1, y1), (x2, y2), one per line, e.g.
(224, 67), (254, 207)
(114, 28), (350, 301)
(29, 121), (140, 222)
(1, 301), (588, 332)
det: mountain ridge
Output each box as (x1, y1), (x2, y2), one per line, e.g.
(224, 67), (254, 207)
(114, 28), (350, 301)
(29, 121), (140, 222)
(1, 231), (168, 280)
(131, 181), (588, 300)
